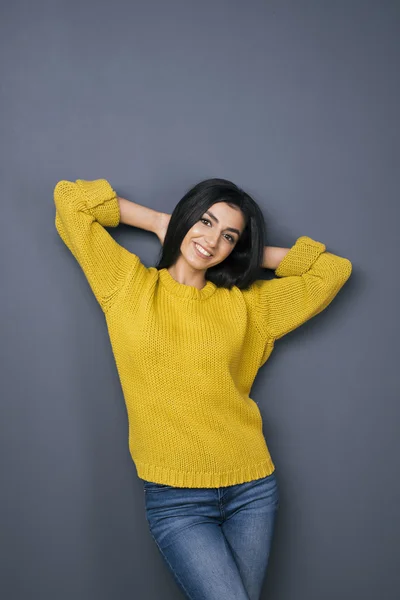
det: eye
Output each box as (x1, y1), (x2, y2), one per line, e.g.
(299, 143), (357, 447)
(200, 218), (236, 244)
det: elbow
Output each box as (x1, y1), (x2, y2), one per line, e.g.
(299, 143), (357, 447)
(53, 180), (83, 222)
(343, 257), (353, 281)
(321, 253), (352, 289)
(53, 179), (76, 207)
(311, 255), (352, 309)
(54, 179), (69, 194)
(324, 257), (352, 301)
(335, 256), (352, 287)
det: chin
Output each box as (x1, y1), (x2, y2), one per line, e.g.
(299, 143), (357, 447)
(191, 257), (214, 270)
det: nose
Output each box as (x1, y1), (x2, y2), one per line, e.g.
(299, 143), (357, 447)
(203, 238), (218, 251)
(204, 232), (219, 248)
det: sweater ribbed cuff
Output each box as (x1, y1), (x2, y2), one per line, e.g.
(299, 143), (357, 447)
(75, 178), (120, 228)
(275, 235), (326, 277)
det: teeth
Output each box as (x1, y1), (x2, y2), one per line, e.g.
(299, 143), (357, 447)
(195, 243), (211, 256)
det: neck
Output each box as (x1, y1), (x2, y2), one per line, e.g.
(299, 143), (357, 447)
(167, 259), (207, 290)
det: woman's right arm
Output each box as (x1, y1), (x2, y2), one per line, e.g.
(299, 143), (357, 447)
(117, 196), (161, 231)
(54, 178), (150, 313)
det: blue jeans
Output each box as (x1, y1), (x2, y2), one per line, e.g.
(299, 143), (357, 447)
(143, 471), (280, 600)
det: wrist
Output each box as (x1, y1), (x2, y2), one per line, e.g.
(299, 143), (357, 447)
(155, 212), (171, 245)
(262, 246), (290, 270)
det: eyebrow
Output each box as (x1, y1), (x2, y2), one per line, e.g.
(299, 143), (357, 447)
(204, 210), (241, 236)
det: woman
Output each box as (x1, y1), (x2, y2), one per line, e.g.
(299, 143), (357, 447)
(54, 177), (352, 600)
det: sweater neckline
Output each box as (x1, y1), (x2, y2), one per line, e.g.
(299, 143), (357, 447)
(159, 268), (217, 300)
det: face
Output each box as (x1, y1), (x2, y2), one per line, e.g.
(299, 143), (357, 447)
(179, 202), (246, 271)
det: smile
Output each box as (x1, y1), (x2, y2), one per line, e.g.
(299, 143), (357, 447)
(194, 242), (212, 258)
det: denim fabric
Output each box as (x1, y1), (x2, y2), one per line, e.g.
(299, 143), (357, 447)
(143, 471), (279, 600)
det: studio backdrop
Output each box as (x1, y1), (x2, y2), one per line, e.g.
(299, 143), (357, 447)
(1, 1), (399, 599)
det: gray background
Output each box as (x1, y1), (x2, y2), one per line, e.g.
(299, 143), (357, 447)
(1, 1), (399, 599)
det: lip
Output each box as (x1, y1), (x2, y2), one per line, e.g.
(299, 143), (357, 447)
(193, 241), (213, 259)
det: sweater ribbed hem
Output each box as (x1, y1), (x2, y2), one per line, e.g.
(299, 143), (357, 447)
(134, 457), (276, 488)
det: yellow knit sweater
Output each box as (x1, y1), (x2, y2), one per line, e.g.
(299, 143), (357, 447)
(54, 178), (352, 488)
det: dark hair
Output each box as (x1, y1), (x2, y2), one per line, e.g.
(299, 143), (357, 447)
(155, 178), (267, 289)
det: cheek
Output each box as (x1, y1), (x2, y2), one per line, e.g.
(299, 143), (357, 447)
(221, 247), (234, 260)
(188, 224), (203, 237)
(181, 225), (202, 250)
(180, 230), (195, 252)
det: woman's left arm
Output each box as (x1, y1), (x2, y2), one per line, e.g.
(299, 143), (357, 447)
(248, 236), (352, 341)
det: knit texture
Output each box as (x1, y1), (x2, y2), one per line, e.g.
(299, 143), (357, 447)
(54, 178), (352, 488)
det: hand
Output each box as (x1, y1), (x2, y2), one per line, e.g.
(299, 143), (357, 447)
(156, 212), (171, 246)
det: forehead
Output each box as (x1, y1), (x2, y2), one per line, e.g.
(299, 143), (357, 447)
(206, 202), (245, 227)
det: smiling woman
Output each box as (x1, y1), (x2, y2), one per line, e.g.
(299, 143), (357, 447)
(54, 177), (352, 600)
